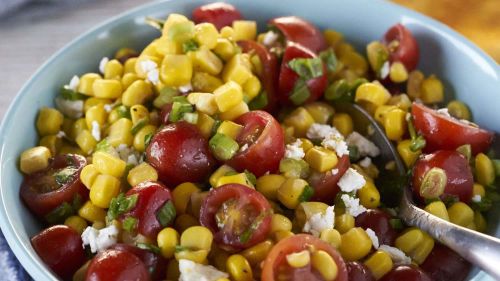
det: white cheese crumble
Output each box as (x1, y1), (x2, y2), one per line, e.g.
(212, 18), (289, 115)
(127, 154), (139, 166)
(140, 59), (157, 73)
(55, 97), (84, 119)
(331, 168), (339, 175)
(81, 225), (118, 253)
(306, 123), (341, 140)
(104, 104), (113, 113)
(472, 195), (482, 203)
(338, 168), (366, 193)
(99, 57), (109, 74)
(322, 135), (349, 157)
(365, 228), (379, 249)
(262, 31), (279, 46)
(147, 68), (160, 85)
(179, 259), (229, 281)
(380, 61), (390, 79)
(341, 194), (366, 217)
(285, 139), (305, 160)
(378, 245), (412, 265)
(116, 144), (141, 164)
(56, 131), (66, 138)
(91, 121), (101, 141)
(178, 83), (193, 93)
(436, 108), (451, 117)
(65, 75), (80, 91)
(359, 157), (372, 168)
(346, 132), (380, 157)
(303, 206), (335, 237)
(239, 143), (249, 152)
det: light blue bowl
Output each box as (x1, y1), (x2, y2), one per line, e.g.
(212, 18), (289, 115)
(0, 0), (498, 280)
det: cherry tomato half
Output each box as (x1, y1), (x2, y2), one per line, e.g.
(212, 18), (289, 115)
(420, 243), (471, 281)
(355, 209), (398, 246)
(261, 234), (348, 281)
(379, 265), (431, 281)
(278, 43), (328, 106)
(31, 225), (86, 280)
(146, 121), (216, 186)
(86, 248), (151, 281)
(111, 244), (167, 281)
(192, 2), (242, 30)
(20, 154), (88, 219)
(200, 184), (272, 251)
(308, 155), (350, 204)
(269, 16), (327, 53)
(412, 150), (473, 203)
(346, 261), (375, 281)
(227, 111), (285, 177)
(411, 102), (493, 155)
(382, 24), (419, 71)
(123, 181), (174, 239)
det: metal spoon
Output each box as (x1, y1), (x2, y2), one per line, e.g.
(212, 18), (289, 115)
(335, 102), (500, 279)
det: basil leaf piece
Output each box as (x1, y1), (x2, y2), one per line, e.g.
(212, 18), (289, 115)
(106, 193), (139, 221)
(60, 87), (86, 101)
(122, 216), (138, 232)
(45, 202), (74, 224)
(248, 90), (269, 110)
(156, 201), (176, 227)
(298, 185), (314, 203)
(288, 57), (324, 80)
(319, 48), (338, 72)
(289, 78), (311, 106)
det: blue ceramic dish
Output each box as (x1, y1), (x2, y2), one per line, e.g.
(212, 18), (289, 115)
(0, 0), (498, 280)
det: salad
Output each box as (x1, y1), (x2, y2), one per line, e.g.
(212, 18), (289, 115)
(16, 2), (499, 281)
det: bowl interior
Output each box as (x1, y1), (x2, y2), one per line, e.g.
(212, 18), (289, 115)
(0, 0), (498, 280)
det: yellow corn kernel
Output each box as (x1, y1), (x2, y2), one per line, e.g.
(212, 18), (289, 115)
(217, 121), (243, 140)
(90, 174), (120, 208)
(192, 48), (223, 75)
(155, 35), (182, 56)
(446, 100), (471, 120)
(406, 70), (424, 99)
(448, 202), (474, 227)
(127, 162), (158, 187)
(219, 26), (234, 38)
(214, 81), (243, 112)
(355, 82), (391, 106)
(141, 39), (164, 57)
(85, 104), (107, 128)
(124, 57), (138, 74)
(303, 102), (335, 124)
(320, 229), (342, 248)
(104, 59), (124, 80)
(84, 97), (110, 112)
(475, 153), (495, 186)
(92, 151), (126, 178)
(175, 249), (209, 264)
(374, 105), (397, 124)
(232, 20), (257, 41)
(194, 23), (219, 49)
(270, 214), (293, 233)
(78, 201), (106, 222)
(397, 140), (421, 167)
(277, 178), (310, 209)
(358, 180), (380, 209)
(75, 130), (97, 154)
(187, 92), (218, 115)
(216, 173), (253, 188)
(474, 211), (487, 233)
(389, 62), (408, 83)
(312, 250), (339, 281)
(80, 164), (100, 189)
(395, 228), (434, 264)
(335, 213), (355, 234)
(284, 126), (295, 144)
(160, 54), (193, 87)
(133, 125), (156, 152)
(92, 79), (123, 99)
(222, 54), (252, 85)
(283, 107), (315, 137)
(121, 73), (140, 89)
(107, 118), (134, 147)
(161, 13), (189, 35)
(384, 108), (407, 141)
(242, 75), (261, 101)
(130, 105), (150, 125)
(219, 101), (249, 121)
(256, 174), (286, 200)
(172, 182), (200, 214)
(364, 250), (393, 280)
(78, 73), (101, 96)
(305, 146), (339, 173)
(299, 138), (314, 152)
(64, 216), (87, 234)
(181, 226), (213, 251)
(192, 72), (223, 92)
(39, 135), (62, 156)
(324, 29), (343, 47)
(19, 146), (51, 174)
(332, 113), (353, 137)
(92, 221), (106, 230)
(473, 183), (486, 197)
(339, 227), (373, 261)
(273, 230), (294, 242)
(157, 227), (179, 259)
(420, 75), (444, 104)
(210, 165), (235, 187)
(62, 118), (74, 138)
(340, 51), (368, 76)
(286, 250), (310, 268)
(37, 107), (63, 136)
(121, 80), (153, 106)
(424, 201), (449, 221)
(295, 202), (329, 229)
(226, 255), (253, 281)
(241, 240), (273, 266)
(388, 94), (412, 111)
(174, 214), (200, 233)
(214, 38), (236, 61)
(196, 112), (216, 138)
(58, 145), (83, 156)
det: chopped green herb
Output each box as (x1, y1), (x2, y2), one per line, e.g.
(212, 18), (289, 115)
(244, 170), (257, 186)
(319, 48), (338, 72)
(182, 39), (199, 53)
(348, 145), (361, 163)
(349, 78), (368, 92)
(248, 91), (268, 110)
(153, 87), (178, 108)
(182, 112), (199, 124)
(209, 133), (239, 161)
(169, 101), (194, 122)
(144, 133), (154, 147)
(172, 95), (189, 103)
(389, 218), (404, 230)
(72, 194), (83, 211)
(279, 158), (310, 179)
(60, 87), (86, 101)
(492, 159), (500, 177)
(106, 193), (139, 221)
(122, 216), (138, 232)
(289, 79), (311, 105)
(175, 245), (188, 253)
(144, 17), (165, 30)
(470, 197), (492, 212)
(54, 167), (77, 186)
(131, 119), (148, 135)
(324, 79), (352, 102)
(45, 202), (74, 224)
(115, 105), (131, 119)
(287, 57), (324, 80)
(410, 136), (426, 152)
(137, 243), (161, 255)
(95, 139), (114, 154)
(298, 185), (314, 202)
(156, 201), (176, 227)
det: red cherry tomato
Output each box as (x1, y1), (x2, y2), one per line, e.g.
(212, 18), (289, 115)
(412, 150), (473, 203)
(123, 181), (174, 239)
(412, 102), (493, 155)
(20, 154), (88, 219)
(420, 244), (471, 281)
(261, 234), (348, 281)
(227, 111), (285, 177)
(159, 103), (173, 125)
(192, 2), (242, 30)
(308, 155), (350, 204)
(146, 121), (216, 186)
(86, 248), (151, 281)
(347, 261), (375, 281)
(31, 225), (86, 280)
(111, 244), (167, 281)
(380, 265), (431, 281)
(278, 43), (328, 106)
(382, 24), (419, 71)
(238, 40), (279, 112)
(200, 184), (272, 251)
(269, 16), (327, 53)
(355, 209), (398, 246)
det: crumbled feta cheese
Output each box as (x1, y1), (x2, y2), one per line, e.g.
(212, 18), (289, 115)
(147, 68), (160, 85)
(91, 121), (101, 141)
(285, 139), (305, 159)
(127, 154), (138, 166)
(359, 157), (372, 168)
(322, 135), (349, 157)
(346, 132), (380, 157)
(239, 143), (249, 152)
(303, 206), (335, 237)
(82, 225), (118, 253)
(139, 59), (157, 73)
(262, 31), (279, 46)
(178, 83), (193, 93)
(66, 75), (80, 91)
(55, 97), (84, 119)
(378, 245), (412, 265)
(341, 194), (366, 217)
(179, 259), (229, 281)
(472, 195), (482, 203)
(331, 168), (339, 175)
(380, 61), (390, 79)
(306, 123), (341, 140)
(99, 57), (109, 74)
(365, 228), (379, 249)
(104, 104), (113, 113)
(338, 168), (366, 193)
(405, 112), (412, 121)
(437, 108), (451, 117)
(56, 131), (66, 138)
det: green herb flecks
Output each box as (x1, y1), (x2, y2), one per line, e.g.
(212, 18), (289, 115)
(122, 216), (138, 232)
(156, 200), (176, 227)
(54, 167), (78, 186)
(106, 193), (139, 221)
(288, 57), (324, 80)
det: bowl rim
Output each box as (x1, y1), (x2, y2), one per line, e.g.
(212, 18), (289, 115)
(0, 0), (498, 280)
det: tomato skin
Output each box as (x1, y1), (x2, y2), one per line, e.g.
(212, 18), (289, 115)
(347, 261), (375, 281)
(20, 154), (88, 219)
(159, 103), (173, 125)
(380, 265), (431, 281)
(355, 209), (398, 246)
(411, 102), (493, 155)
(200, 184), (272, 251)
(31, 225), (86, 280)
(382, 24), (419, 71)
(261, 234), (348, 281)
(278, 43), (328, 106)
(227, 111), (285, 177)
(192, 2), (242, 30)
(146, 121), (216, 186)
(269, 16), (327, 53)
(123, 181), (173, 239)
(308, 155), (350, 204)
(110, 244), (167, 281)
(420, 244), (470, 281)
(412, 150), (473, 203)
(86, 249), (151, 281)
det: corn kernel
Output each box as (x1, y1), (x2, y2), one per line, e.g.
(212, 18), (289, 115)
(232, 20), (257, 41)
(397, 139), (421, 167)
(90, 174), (120, 208)
(192, 72), (223, 92)
(324, 29), (343, 47)
(256, 174), (286, 200)
(64, 216), (87, 234)
(222, 54), (252, 85)
(85, 104), (107, 128)
(80, 164), (100, 189)
(475, 153), (495, 186)
(216, 173), (253, 188)
(78, 73), (102, 96)
(39, 135), (62, 156)
(311, 250), (339, 281)
(473, 183), (486, 197)
(194, 23), (218, 49)
(277, 178), (310, 209)
(175, 249), (209, 264)
(92, 79), (122, 99)
(214, 38), (236, 61)
(196, 112), (216, 138)
(424, 201), (449, 221)
(303, 102), (335, 124)
(121, 73), (140, 89)
(286, 250), (310, 268)
(220, 26), (234, 38)
(271, 214), (293, 233)
(389, 62), (408, 83)
(364, 250), (393, 280)
(448, 202), (474, 227)
(37, 107), (63, 136)
(210, 165), (236, 187)
(388, 94), (412, 111)
(320, 229), (342, 248)
(187, 92), (218, 115)
(305, 146), (339, 173)
(420, 75), (444, 104)
(240, 240), (273, 266)
(92, 151), (126, 177)
(331, 113), (353, 136)
(181, 226), (213, 251)
(160, 54), (193, 87)
(273, 230), (294, 242)
(358, 180), (380, 209)
(355, 82), (391, 106)
(284, 107), (315, 137)
(157, 227), (179, 259)
(214, 81), (243, 112)
(226, 255), (253, 281)
(78, 200), (106, 222)
(474, 211), (487, 233)
(71, 118), (89, 142)
(217, 121), (243, 140)
(133, 124), (156, 152)
(335, 213), (355, 234)
(295, 202), (329, 229)
(141, 39), (163, 57)
(127, 162), (158, 187)
(384, 108), (407, 141)
(107, 118), (134, 147)
(84, 97), (111, 112)
(172, 182), (200, 214)
(219, 101), (249, 120)
(340, 51), (368, 76)
(242, 75), (261, 101)
(104, 59), (124, 80)
(447, 100), (471, 120)
(123, 57), (138, 74)
(192, 47), (223, 75)
(121, 80), (153, 106)
(75, 130), (97, 155)
(19, 146), (51, 174)
(339, 227), (372, 261)
(395, 227), (434, 264)
(174, 214), (200, 233)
